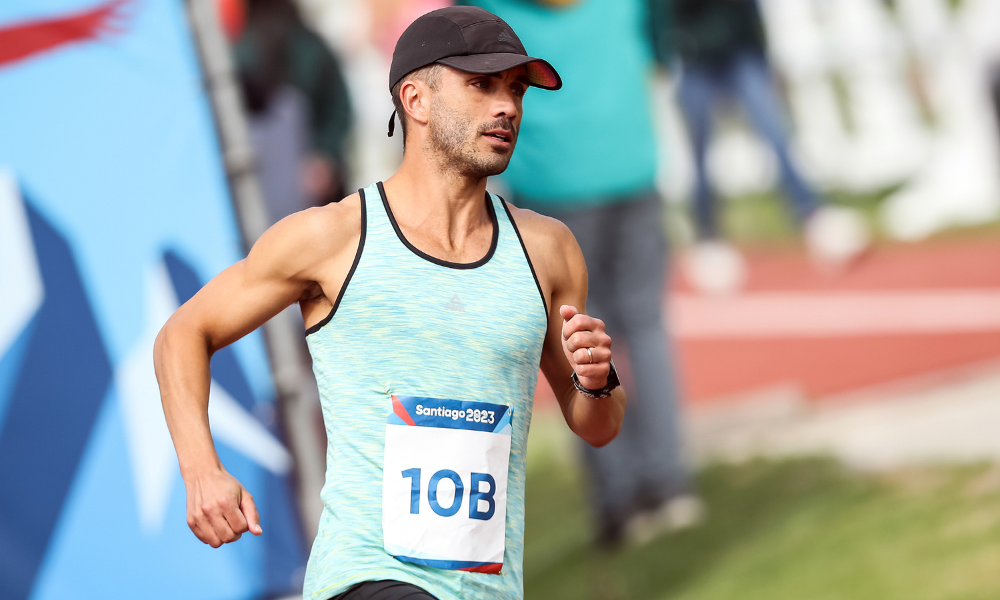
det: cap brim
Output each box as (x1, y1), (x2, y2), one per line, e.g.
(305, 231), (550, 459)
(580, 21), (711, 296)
(436, 53), (562, 90)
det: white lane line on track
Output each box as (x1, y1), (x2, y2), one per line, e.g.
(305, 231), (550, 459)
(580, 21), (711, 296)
(670, 290), (1000, 338)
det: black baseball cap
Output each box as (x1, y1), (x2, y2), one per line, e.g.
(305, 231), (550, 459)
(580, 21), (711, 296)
(388, 6), (562, 136)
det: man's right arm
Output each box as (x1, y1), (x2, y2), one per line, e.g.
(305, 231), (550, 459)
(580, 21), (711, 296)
(153, 194), (361, 547)
(504, 205), (626, 447)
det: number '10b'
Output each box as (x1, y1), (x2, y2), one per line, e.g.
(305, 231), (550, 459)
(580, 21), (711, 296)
(401, 468), (496, 520)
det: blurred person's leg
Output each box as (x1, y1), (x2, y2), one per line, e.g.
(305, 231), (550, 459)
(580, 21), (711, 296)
(733, 53), (871, 265)
(540, 192), (691, 545)
(732, 51), (820, 221)
(607, 192), (690, 505)
(677, 64), (720, 239)
(678, 64), (749, 295)
(533, 199), (641, 544)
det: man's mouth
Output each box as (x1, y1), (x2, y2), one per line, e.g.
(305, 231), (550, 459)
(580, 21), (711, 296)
(483, 130), (512, 143)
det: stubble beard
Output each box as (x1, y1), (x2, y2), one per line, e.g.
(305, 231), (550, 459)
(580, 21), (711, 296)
(426, 99), (516, 179)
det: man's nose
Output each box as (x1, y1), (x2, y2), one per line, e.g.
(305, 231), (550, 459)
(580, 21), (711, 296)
(493, 91), (519, 122)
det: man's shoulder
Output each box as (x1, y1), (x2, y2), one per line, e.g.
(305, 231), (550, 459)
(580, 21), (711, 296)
(251, 193), (363, 272)
(278, 192), (360, 243)
(504, 202), (574, 249)
(502, 201), (586, 305)
(504, 202), (581, 274)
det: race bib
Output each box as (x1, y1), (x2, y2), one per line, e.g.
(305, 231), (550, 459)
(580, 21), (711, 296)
(382, 394), (512, 574)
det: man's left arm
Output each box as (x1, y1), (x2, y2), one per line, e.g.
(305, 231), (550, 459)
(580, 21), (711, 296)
(531, 216), (626, 447)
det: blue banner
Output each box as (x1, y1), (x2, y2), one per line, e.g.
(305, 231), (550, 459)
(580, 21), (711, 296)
(0, 1), (305, 598)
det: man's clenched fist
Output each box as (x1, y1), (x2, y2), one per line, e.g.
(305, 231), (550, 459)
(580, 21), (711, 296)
(560, 305), (613, 390)
(184, 467), (262, 548)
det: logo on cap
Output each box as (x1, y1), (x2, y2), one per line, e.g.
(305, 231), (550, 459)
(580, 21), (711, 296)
(498, 30), (515, 44)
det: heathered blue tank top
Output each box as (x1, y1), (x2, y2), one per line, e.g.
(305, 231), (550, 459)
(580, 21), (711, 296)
(302, 182), (548, 600)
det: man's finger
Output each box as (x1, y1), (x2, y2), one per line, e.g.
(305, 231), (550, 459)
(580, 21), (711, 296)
(562, 313), (591, 340)
(191, 518), (222, 548)
(204, 501), (239, 544)
(209, 512), (238, 544)
(222, 493), (250, 536)
(565, 331), (600, 354)
(573, 346), (610, 366)
(559, 305), (578, 322)
(241, 490), (263, 536)
(563, 316), (606, 343)
(188, 508), (217, 547)
(575, 365), (611, 389)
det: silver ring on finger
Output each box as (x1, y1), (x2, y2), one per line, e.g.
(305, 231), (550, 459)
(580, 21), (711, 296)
(586, 347), (594, 364)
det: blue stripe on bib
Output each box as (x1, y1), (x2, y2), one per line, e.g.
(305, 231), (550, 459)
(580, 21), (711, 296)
(389, 395), (511, 434)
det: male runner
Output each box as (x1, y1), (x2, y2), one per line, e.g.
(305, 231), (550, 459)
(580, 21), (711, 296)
(154, 7), (625, 600)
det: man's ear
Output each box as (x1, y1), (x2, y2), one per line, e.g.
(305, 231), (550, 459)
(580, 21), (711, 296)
(400, 79), (431, 127)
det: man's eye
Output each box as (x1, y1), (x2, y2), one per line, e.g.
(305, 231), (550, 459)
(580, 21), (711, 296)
(513, 86), (527, 98)
(474, 80), (490, 89)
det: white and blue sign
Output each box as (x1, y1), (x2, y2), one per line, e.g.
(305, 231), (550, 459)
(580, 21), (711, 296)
(0, 1), (305, 599)
(382, 394), (512, 574)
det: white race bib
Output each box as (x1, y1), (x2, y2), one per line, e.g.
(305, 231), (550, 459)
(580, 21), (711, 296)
(382, 394), (512, 574)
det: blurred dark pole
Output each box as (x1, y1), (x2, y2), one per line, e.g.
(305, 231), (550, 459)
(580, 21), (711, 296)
(185, 0), (326, 545)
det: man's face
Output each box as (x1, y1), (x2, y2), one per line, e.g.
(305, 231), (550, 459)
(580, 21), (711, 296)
(425, 65), (530, 179)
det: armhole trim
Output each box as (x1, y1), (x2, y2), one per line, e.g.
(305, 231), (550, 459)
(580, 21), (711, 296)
(500, 198), (549, 321)
(305, 188), (368, 336)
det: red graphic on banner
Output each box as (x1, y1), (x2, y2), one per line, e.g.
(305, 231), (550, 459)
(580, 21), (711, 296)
(0, 0), (134, 69)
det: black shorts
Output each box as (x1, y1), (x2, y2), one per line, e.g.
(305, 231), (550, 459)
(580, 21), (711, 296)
(331, 580), (438, 600)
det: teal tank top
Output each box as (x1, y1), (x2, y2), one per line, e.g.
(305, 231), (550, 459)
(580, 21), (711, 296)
(303, 182), (548, 600)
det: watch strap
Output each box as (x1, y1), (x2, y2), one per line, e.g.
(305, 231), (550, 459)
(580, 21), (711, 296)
(571, 359), (620, 399)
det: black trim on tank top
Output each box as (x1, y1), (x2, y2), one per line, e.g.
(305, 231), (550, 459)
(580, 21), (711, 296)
(500, 198), (549, 320)
(305, 188), (368, 336)
(376, 181), (498, 270)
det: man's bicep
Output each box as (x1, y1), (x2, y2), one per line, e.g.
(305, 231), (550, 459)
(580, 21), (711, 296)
(173, 258), (305, 352)
(509, 207), (590, 403)
(538, 227), (589, 404)
(171, 209), (332, 350)
(179, 201), (359, 349)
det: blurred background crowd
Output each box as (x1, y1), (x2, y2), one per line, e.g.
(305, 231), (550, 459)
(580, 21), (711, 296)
(3, 0), (999, 598)
(223, 0), (1000, 245)
(216, 0), (1000, 597)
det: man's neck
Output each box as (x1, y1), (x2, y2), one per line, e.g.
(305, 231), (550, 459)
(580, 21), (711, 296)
(382, 146), (494, 256)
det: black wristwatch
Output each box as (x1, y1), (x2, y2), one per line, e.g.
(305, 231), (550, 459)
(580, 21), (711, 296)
(571, 359), (621, 399)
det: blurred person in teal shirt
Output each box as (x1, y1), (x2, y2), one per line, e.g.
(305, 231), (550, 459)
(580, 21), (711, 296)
(460, 0), (700, 547)
(464, 0), (657, 204)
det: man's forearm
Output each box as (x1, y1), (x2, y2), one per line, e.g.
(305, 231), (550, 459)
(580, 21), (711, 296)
(153, 319), (222, 478)
(153, 288), (271, 547)
(560, 387), (626, 448)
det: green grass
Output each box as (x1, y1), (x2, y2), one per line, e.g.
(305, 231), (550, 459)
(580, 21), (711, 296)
(523, 455), (1000, 600)
(666, 186), (1000, 248)
(714, 188), (897, 246)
